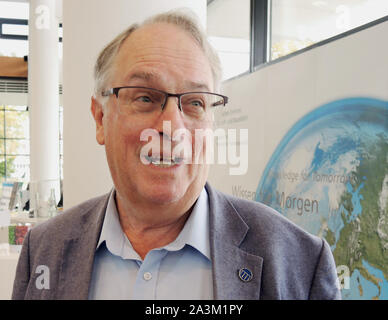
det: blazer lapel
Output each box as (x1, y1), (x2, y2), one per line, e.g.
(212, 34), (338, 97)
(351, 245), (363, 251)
(206, 183), (263, 300)
(56, 193), (110, 299)
(55, 185), (263, 299)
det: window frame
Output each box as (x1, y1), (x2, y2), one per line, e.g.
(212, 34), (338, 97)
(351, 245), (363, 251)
(213, 0), (388, 78)
(0, 18), (63, 42)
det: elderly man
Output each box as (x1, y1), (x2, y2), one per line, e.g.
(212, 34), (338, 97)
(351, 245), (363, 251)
(12, 11), (341, 300)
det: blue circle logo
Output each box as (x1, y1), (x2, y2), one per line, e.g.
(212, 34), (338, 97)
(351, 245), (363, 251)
(239, 268), (253, 282)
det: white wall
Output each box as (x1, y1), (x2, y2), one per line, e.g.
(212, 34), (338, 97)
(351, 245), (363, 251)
(208, 19), (388, 195)
(62, 0), (206, 208)
(0, 253), (18, 299)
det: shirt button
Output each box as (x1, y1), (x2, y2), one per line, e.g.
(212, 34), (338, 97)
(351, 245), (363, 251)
(143, 272), (152, 281)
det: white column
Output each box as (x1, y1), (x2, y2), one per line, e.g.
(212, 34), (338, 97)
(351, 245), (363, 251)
(63, 0), (207, 208)
(28, 0), (60, 208)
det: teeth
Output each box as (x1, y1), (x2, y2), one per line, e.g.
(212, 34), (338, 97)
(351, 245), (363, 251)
(153, 162), (175, 168)
(173, 157), (183, 164)
(144, 155), (183, 166)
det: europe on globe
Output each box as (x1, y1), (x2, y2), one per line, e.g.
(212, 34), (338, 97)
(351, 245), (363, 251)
(256, 97), (388, 300)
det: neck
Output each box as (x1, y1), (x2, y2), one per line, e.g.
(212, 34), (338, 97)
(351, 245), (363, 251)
(115, 192), (195, 260)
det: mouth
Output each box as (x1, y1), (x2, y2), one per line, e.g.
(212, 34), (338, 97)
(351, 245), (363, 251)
(144, 155), (185, 168)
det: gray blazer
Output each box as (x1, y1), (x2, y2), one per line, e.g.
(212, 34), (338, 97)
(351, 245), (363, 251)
(12, 183), (341, 300)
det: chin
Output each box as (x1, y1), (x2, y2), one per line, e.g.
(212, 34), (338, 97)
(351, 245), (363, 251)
(143, 183), (186, 204)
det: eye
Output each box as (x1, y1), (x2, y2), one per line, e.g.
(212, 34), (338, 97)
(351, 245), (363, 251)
(137, 95), (153, 103)
(189, 99), (205, 107)
(183, 95), (206, 108)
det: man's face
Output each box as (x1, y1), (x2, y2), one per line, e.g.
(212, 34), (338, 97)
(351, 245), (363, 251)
(92, 22), (214, 211)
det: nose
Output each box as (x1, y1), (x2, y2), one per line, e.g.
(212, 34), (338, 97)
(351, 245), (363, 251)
(161, 94), (182, 112)
(154, 95), (186, 135)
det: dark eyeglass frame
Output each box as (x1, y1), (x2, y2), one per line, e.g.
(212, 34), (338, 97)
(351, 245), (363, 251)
(101, 86), (229, 111)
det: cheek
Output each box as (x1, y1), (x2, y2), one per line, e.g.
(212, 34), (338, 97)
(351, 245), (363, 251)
(191, 125), (213, 163)
(104, 115), (145, 160)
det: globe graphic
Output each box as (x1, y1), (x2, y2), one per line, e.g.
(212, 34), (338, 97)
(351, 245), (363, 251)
(256, 97), (388, 300)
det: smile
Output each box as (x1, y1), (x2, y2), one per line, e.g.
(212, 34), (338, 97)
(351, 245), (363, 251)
(144, 155), (184, 167)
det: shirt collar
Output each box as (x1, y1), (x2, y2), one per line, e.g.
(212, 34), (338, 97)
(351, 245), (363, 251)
(96, 188), (211, 261)
(96, 189), (136, 259)
(163, 188), (211, 260)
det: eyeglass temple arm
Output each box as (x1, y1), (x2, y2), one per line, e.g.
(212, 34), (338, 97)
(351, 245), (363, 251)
(212, 96), (228, 107)
(101, 88), (115, 97)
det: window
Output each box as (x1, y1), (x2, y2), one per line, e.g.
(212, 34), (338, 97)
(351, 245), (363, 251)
(0, 104), (63, 186)
(0, 1), (28, 20)
(0, 1), (29, 57)
(207, 0), (251, 80)
(207, 0), (388, 74)
(0, 1), (62, 58)
(270, 0), (388, 61)
(0, 0), (63, 187)
(0, 105), (30, 185)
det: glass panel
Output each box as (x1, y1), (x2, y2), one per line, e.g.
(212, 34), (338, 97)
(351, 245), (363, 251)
(59, 41), (63, 60)
(5, 105), (28, 112)
(0, 1), (29, 19)
(0, 111), (4, 138)
(0, 156), (6, 180)
(2, 24), (28, 37)
(0, 39), (28, 57)
(0, 1), (29, 56)
(0, 176), (5, 193)
(6, 139), (30, 155)
(5, 110), (29, 139)
(6, 155), (30, 181)
(0, 139), (4, 154)
(60, 156), (63, 180)
(207, 0), (251, 80)
(0, 156), (19, 179)
(271, 0), (388, 61)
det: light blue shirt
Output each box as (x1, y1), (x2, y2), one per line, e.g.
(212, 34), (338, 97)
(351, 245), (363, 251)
(88, 188), (213, 300)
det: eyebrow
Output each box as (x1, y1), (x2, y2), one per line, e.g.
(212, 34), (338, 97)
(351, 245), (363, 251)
(185, 81), (211, 92)
(127, 71), (160, 83)
(126, 71), (211, 92)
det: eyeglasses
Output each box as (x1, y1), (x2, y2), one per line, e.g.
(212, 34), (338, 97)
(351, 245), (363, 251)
(101, 86), (228, 120)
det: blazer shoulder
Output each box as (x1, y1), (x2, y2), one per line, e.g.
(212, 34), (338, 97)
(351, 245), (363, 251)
(29, 193), (109, 244)
(13, 193), (110, 300)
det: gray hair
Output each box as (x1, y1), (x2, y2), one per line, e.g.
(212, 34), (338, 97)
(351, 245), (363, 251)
(94, 9), (222, 98)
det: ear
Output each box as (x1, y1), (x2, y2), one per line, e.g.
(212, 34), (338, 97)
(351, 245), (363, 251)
(91, 96), (105, 145)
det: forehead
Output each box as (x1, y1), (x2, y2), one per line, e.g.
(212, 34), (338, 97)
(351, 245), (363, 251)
(111, 22), (214, 91)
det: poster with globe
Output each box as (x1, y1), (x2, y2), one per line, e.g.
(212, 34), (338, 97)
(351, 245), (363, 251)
(255, 97), (388, 299)
(207, 19), (388, 300)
